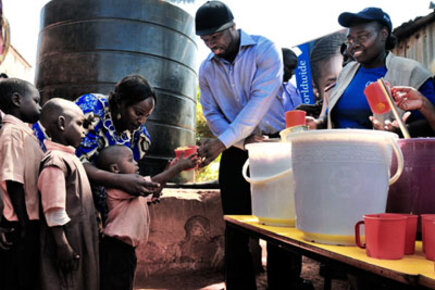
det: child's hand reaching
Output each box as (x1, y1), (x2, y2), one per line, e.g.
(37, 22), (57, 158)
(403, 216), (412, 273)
(172, 151), (200, 171)
(151, 150), (200, 187)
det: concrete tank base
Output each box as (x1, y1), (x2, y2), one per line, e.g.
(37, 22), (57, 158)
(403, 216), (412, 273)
(135, 188), (225, 285)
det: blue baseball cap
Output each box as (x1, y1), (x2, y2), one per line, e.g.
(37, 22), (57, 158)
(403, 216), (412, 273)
(338, 7), (392, 32)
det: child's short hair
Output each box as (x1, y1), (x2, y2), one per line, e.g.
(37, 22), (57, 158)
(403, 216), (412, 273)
(0, 78), (34, 113)
(97, 145), (128, 171)
(40, 98), (81, 137)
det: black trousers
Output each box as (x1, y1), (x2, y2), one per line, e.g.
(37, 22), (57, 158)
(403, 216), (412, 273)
(0, 220), (40, 290)
(219, 147), (302, 290)
(100, 236), (137, 290)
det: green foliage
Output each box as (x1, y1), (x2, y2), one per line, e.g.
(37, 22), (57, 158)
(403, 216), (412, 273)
(195, 154), (220, 182)
(195, 88), (214, 140)
(195, 86), (220, 182)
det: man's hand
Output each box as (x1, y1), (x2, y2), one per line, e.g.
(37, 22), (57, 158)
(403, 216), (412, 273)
(198, 138), (226, 168)
(244, 134), (267, 147)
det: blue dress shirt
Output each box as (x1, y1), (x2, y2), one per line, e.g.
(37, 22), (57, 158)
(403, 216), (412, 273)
(282, 82), (302, 112)
(199, 30), (285, 149)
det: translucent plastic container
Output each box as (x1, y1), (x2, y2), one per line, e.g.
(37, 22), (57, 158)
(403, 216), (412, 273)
(243, 142), (295, 227)
(287, 129), (404, 245)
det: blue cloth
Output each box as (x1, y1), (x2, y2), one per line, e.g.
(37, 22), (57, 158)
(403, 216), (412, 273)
(331, 66), (435, 129)
(282, 82), (302, 112)
(199, 29), (285, 149)
(74, 93), (151, 164)
(332, 66), (387, 129)
(33, 93), (151, 163)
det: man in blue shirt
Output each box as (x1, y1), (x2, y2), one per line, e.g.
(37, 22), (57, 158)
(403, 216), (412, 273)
(196, 1), (310, 289)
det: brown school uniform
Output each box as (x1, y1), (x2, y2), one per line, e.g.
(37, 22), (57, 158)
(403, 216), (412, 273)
(38, 140), (99, 290)
(0, 114), (44, 290)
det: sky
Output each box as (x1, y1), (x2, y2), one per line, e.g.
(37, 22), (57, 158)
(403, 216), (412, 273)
(2, 0), (434, 81)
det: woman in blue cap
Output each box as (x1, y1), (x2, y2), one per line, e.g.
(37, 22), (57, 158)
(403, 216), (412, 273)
(310, 7), (435, 136)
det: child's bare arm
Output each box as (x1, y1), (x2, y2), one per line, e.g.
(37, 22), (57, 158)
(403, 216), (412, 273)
(51, 226), (79, 273)
(6, 181), (29, 235)
(83, 163), (160, 196)
(152, 153), (199, 185)
(151, 163), (184, 185)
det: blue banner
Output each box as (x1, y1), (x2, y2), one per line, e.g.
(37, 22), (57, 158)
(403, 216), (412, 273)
(294, 43), (315, 104)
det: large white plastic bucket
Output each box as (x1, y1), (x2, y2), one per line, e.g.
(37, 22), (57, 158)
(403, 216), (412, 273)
(243, 142), (295, 227)
(285, 129), (404, 245)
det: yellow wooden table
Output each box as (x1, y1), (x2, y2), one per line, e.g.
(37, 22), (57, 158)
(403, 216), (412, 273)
(224, 215), (435, 289)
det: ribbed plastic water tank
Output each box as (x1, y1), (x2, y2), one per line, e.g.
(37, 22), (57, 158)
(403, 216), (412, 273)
(36, 0), (197, 181)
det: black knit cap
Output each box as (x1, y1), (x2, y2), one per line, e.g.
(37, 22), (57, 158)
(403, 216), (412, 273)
(195, 1), (234, 36)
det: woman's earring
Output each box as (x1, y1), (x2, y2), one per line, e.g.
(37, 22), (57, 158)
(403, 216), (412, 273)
(116, 113), (121, 120)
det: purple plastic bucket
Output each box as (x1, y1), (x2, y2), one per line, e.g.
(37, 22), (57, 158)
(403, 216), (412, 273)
(387, 138), (435, 235)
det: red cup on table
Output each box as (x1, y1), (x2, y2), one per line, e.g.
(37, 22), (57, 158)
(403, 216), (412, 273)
(174, 145), (198, 170)
(355, 213), (407, 259)
(421, 214), (435, 254)
(285, 110), (306, 128)
(363, 81), (391, 115)
(423, 219), (435, 261)
(377, 213), (417, 255)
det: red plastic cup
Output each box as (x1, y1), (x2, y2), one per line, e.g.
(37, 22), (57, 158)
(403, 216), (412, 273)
(378, 213), (417, 255)
(364, 81), (391, 114)
(174, 145), (198, 170)
(285, 110), (306, 128)
(421, 214), (435, 253)
(423, 220), (435, 260)
(355, 214), (407, 259)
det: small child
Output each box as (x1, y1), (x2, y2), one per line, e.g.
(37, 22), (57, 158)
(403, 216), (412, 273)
(37, 98), (99, 290)
(0, 78), (43, 289)
(97, 145), (198, 290)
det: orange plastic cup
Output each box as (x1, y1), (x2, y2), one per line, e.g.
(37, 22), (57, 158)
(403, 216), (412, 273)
(355, 214), (407, 259)
(285, 110), (306, 128)
(174, 145), (198, 171)
(364, 81), (391, 114)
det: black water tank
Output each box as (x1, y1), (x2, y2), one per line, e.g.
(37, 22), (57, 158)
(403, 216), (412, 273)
(36, 0), (197, 181)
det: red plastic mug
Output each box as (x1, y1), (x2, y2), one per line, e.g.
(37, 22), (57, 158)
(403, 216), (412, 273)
(364, 81), (391, 115)
(355, 214), (407, 259)
(376, 213), (418, 255)
(174, 145), (198, 170)
(423, 220), (435, 261)
(421, 214), (435, 254)
(285, 110), (306, 128)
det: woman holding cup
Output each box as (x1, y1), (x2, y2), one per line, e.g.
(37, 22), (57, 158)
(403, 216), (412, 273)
(308, 7), (435, 136)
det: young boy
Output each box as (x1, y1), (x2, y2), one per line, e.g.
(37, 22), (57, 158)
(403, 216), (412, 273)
(97, 145), (198, 290)
(38, 98), (99, 290)
(0, 78), (43, 289)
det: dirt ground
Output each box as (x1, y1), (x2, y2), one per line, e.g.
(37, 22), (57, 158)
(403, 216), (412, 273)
(136, 253), (349, 290)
